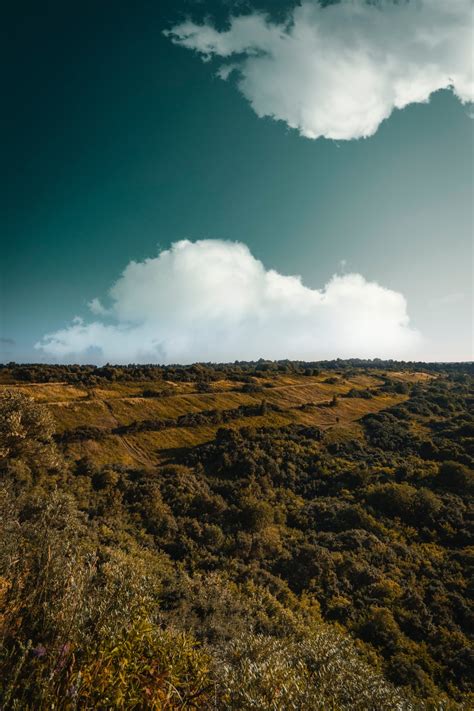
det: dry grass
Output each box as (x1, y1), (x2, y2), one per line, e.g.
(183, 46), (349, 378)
(1, 372), (428, 469)
(3, 383), (89, 402)
(387, 371), (435, 383)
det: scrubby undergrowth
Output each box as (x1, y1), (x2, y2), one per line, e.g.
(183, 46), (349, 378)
(1, 362), (472, 709)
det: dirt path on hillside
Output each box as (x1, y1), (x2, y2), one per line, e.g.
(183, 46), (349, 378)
(102, 400), (155, 469)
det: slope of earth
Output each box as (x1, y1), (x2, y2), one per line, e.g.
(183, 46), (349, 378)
(3, 370), (425, 469)
(1, 361), (472, 709)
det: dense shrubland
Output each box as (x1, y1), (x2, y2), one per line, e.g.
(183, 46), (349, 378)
(1, 359), (471, 385)
(1, 364), (473, 709)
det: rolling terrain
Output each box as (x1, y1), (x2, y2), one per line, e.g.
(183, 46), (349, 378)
(0, 361), (472, 710)
(4, 369), (428, 468)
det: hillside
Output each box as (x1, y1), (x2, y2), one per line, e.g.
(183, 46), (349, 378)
(7, 370), (419, 468)
(1, 361), (473, 709)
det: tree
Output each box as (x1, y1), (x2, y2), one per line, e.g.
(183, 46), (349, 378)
(438, 461), (474, 492)
(241, 498), (274, 532)
(0, 391), (60, 476)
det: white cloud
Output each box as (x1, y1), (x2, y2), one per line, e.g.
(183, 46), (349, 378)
(165, 0), (474, 140)
(36, 239), (420, 363)
(88, 297), (110, 316)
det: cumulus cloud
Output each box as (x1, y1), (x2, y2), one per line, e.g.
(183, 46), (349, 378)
(36, 239), (420, 363)
(165, 0), (474, 140)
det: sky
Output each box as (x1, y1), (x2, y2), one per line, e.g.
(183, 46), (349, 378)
(2, 0), (473, 364)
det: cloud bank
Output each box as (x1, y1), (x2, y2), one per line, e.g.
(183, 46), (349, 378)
(36, 239), (420, 363)
(166, 0), (473, 140)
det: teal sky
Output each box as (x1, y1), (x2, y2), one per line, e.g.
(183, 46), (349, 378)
(2, 0), (473, 363)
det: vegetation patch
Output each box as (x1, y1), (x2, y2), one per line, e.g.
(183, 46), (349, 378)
(1, 361), (472, 708)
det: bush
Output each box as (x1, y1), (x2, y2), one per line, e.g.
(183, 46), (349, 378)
(215, 629), (412, 710)
(438, 461), (474, 492)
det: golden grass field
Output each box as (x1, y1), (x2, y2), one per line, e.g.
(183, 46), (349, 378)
(2, 370), (433, 469)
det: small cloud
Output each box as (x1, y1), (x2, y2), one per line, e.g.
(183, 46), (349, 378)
(0, 337), (16, 346)
(166, 0), (473, 140)
(216, 63), (238, 81)
(89, 297), (110, 316)
(35, 239), (421, 364)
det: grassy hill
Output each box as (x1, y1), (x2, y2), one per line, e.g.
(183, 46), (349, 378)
(0, 361), (472, 709)
(6, 369), (423, 468)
